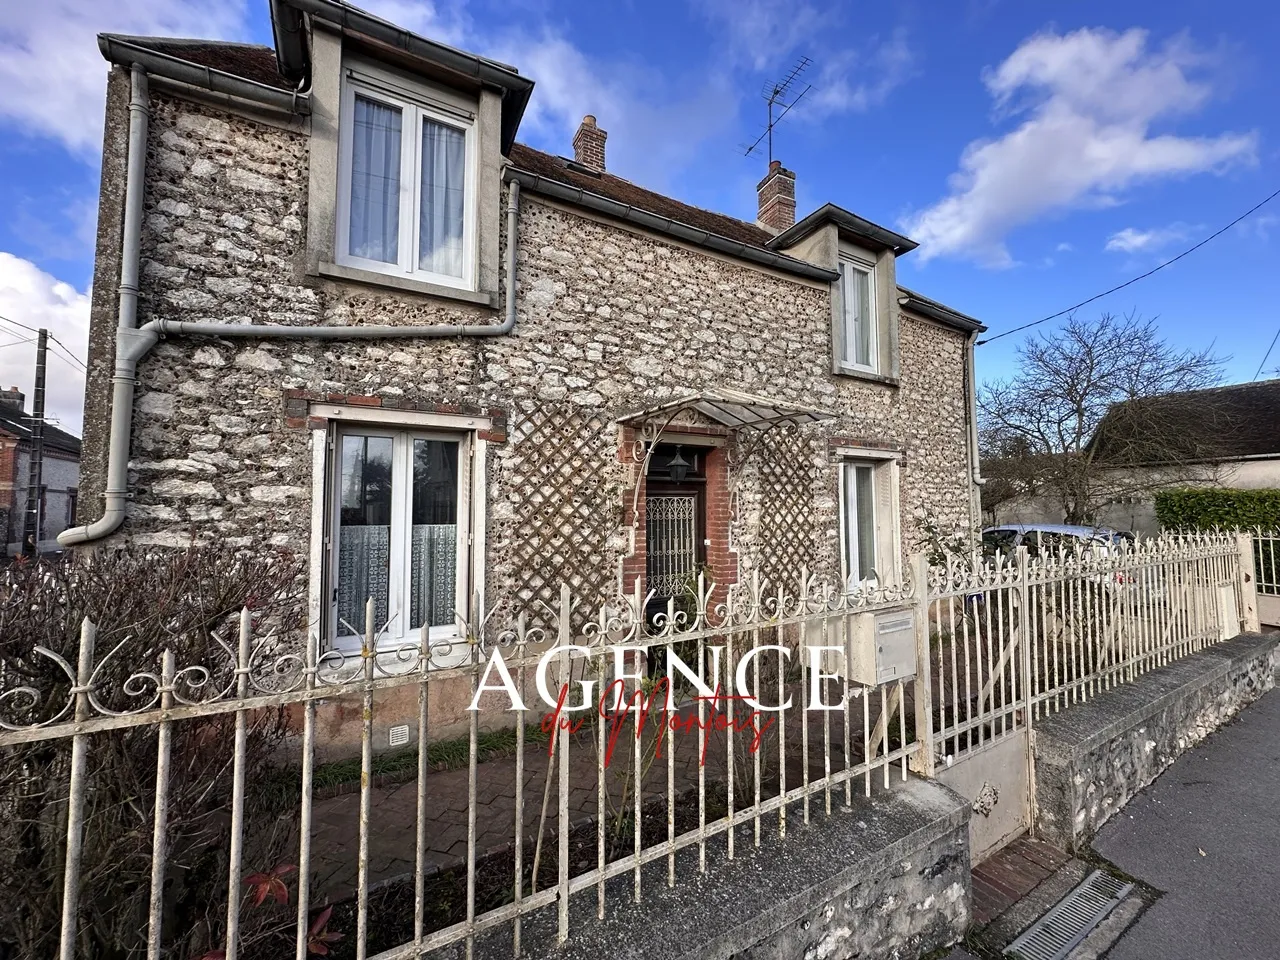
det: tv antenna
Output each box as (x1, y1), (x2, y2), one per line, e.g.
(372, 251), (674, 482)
(743, 57), (813, 163)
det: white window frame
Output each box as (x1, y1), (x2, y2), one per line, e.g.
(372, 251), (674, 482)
(837, 455), (901, 591)
(839, 461), (878, 590)
(335, 66), (479, 291)
(838, 256), (879, 374)
(327, 424), (473, 653)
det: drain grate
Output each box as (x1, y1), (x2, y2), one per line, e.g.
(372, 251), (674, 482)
(1003, 869), (1133, 960)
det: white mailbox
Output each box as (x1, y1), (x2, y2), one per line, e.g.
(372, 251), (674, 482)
(803, 605), (918, 686)
(808, 606), (915, 686)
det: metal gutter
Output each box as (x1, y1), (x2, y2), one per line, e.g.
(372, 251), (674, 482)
(98, 35), (311, 116)
(897, 286), (986, 334)
(506, 167), (839, 283)
(768, 203), (918, 256)
(273, 0), (533, 153)
(59, 70), (522, 548)
(965, 328), (985, 532)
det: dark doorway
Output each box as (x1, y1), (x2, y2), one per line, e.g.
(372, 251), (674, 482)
(645, 444), (706, 613)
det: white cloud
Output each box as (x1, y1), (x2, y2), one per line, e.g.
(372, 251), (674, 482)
(902, 27), (1258, 267)
(0, 253), (90, 435)
(696, 0), (824, 71)
(485, 28), (737, 189)
(1104, 222), (1194, 253)
(1236, 212), (1277, 242)
(804, 30), (915, 118)
(1055, 241), (1074, 252)
(0, 0), (252, 152)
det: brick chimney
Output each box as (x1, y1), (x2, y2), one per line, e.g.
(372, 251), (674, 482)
(572, 115), (607, 173)
(0, 386), (24, 411)
(756, 160), (796, 233)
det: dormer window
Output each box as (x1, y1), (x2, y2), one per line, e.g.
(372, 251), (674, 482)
(838, 257), (877, 372)
(336, 66), (478, 290)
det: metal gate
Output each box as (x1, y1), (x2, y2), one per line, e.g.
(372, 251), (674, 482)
(921, 534), (1244, 862)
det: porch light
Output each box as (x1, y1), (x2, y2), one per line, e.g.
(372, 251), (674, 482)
(668, 446), (690, 483)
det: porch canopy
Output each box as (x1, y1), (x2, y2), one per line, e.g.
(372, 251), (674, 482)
(618, 386), (837, 432)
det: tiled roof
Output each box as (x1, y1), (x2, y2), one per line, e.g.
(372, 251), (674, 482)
(1091, 379), (1280, 464)
(112, 37), (293, 90)
(507, 144), (774, 251)
(0, 405), (82, 457)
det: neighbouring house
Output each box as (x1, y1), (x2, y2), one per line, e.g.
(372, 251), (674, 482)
(72, 0), (984, 745)
(990, 378), (1280, 536)
(0, 387), (81, 556)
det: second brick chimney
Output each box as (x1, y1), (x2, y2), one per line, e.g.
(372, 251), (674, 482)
(756, 160), (796, 233)
(0, 386), (24, 411)
(572, 115), (607, 173)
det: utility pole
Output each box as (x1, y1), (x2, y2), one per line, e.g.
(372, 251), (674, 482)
(22, 328), (47, 556)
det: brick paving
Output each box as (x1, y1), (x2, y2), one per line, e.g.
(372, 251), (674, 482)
(970, 836), (1071, 925)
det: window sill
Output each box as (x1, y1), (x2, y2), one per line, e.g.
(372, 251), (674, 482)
(317, 261), (499, 308)
(833, 365), (900, 388)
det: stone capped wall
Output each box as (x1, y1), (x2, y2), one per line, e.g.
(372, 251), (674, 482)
(84, 87), (975, 617)
(1033, 633), (1278, 850)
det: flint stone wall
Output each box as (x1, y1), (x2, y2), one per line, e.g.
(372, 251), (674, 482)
(1033, 632), (1278, 850)
(81, 79), (974, 615)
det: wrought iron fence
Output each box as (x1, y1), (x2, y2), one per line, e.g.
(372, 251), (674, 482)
(0, 571), (920, 960)
(1254, 529), (1280, 597)
(924, 531), (1244, 766)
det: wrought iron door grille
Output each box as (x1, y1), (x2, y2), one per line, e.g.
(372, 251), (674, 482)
(647, 494), (698, 597)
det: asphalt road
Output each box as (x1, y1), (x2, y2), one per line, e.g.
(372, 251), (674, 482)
(1093, 686), (1280, 960)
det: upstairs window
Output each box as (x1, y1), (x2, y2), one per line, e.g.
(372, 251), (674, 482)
(337, 70), (477, 290)
(838, 258), (877, 372)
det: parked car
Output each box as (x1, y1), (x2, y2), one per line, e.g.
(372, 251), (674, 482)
(980, 523), (1159, 600)
(981, 523), (1132, 557)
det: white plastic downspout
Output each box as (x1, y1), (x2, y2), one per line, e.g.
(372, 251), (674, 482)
(59, 72), (522, 546)
(965, 328), (985, 534)
(60, 65), (152, 547)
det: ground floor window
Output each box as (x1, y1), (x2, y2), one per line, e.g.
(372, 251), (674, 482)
(839, 458), (898, 589)
(331, 426), (470, 647)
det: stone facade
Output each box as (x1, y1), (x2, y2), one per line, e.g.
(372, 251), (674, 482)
(1033, 633), (1278, 850)
(80, 68), (976, 636)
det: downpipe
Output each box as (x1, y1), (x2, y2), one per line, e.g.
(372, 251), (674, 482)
(59, 68), (522, 547)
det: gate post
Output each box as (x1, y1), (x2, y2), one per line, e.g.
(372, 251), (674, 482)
(1017, 545), (1037, 837)
(909, 552), (936, 777)
(1236, 532), (1261, 634)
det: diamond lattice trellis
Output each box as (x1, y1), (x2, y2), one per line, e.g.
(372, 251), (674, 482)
(489, 404), (622, 627)
(752, 429), (822, 588)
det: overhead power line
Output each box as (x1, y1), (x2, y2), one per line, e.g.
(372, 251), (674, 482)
(1255, 327), (1280, 381)
(978, 186), (1280, 346)
(0, 314), (87, 372)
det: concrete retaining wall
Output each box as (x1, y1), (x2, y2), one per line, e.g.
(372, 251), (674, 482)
(1033, 633), (1279, 851)
(471, 778), (971, 960)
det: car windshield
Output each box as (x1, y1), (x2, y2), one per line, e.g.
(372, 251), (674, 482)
(981, 529), (1019, 556)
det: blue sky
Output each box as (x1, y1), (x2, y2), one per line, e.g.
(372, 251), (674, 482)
(1, 0), (1277, 433)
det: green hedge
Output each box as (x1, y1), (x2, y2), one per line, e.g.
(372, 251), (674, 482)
(1154, 487), (1280, 531)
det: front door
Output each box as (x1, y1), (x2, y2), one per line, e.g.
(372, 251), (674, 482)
(645, 445), (705, 614)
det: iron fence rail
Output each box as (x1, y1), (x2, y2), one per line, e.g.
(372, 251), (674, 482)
(1255, 530), (1280, 596)
(1, 571), (919, 960)
(926, 531), (1244, 767)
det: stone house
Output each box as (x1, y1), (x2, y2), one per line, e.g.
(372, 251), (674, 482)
(71, 2), (984, 688)
(0, 387), (81, 556)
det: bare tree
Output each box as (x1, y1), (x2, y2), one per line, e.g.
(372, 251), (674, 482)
(980, 312), (1225, 525)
